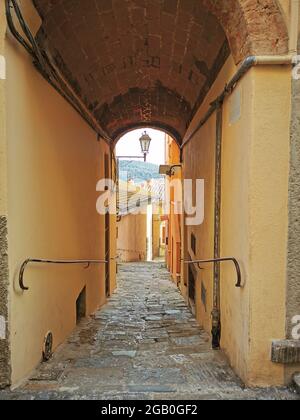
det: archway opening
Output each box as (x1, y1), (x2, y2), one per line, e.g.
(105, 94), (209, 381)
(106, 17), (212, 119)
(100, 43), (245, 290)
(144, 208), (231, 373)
(115, 128), (178, 264)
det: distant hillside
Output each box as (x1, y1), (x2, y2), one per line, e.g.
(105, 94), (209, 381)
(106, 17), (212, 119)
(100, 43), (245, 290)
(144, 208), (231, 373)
(119, 160), (162, 184)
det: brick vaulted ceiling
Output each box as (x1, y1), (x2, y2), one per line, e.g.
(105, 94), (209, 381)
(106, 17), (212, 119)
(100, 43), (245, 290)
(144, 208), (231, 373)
(31, 0), (288, 144)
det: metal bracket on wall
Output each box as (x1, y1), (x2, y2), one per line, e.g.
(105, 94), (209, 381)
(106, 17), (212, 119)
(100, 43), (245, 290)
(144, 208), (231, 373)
(183, 257), (242, 288)
(19, 259), (108, 291)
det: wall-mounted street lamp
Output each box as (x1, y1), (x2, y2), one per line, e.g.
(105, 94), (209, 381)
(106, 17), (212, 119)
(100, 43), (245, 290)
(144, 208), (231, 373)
(139, 131), (152, 161)
(115, 131), (152, 221)
(117, 131), (152, 162)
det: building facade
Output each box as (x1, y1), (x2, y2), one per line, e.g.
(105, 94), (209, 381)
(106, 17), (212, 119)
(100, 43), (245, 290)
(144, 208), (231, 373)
(164, 135), (182, 285)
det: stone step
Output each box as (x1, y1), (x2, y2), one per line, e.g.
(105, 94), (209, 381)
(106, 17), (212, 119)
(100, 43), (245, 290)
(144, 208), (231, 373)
(271, 340), (300, 364)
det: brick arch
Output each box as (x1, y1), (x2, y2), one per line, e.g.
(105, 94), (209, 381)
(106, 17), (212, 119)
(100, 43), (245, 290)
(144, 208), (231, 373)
(112, 122), (182, 149)
(203, 0), (288, 64)
(32, 0), (288, 144)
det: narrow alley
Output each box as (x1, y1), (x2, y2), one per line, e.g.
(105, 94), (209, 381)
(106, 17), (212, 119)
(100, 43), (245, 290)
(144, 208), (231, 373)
(0, 264), (297, 401)
(1, 1), (300, 393)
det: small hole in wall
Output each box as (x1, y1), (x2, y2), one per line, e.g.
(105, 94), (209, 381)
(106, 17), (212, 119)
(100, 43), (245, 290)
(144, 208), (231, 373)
(76, 287), (86, 324)
(188, 265), (196, 303)
(191, 233), (196, 255)
(201, 281), (207, 312)
(43, 332), (53, 362)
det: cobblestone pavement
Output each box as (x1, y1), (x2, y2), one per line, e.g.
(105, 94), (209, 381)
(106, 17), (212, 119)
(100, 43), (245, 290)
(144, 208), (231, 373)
(1, 263), (298, 400)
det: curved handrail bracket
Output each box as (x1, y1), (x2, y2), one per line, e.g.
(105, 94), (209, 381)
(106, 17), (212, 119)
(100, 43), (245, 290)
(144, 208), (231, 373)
(19, 259), (108, 291)
(184, 257), (242, 288)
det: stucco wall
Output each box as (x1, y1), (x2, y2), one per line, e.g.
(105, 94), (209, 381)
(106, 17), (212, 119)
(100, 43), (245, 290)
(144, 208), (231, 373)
(5, 21), (115, 385)
(152, 214), (161, 259)
(182, 55), (291, 386)
(0, 1), (11, 388)
(183, 116), (216, 330)
(182, 57), (251, 380)
(110, 212), (117, 293)
(165, 137), (182, 281)
(277, 0), (290, 27)
(246, 66), (290, 386)
(117, 213), (147, 262)
(286, 3), (300, 341)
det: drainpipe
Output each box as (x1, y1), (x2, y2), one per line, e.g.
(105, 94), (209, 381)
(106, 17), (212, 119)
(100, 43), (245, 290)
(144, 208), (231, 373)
(181, 55), (293, 150)
(5, 0), (112, 144)
(180, 53), (293, 350)
(211, 104), (223, 349)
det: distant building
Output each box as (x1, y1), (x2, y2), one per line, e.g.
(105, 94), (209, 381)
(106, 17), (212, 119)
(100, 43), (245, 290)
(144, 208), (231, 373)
(117, 179), (165, 262)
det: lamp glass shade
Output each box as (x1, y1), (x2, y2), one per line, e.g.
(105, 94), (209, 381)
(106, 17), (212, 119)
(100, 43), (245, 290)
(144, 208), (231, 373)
(139, 131), (151, 154)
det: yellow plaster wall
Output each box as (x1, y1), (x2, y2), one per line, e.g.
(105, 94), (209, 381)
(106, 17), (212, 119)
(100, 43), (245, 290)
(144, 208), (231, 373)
(110, 212), (117, 292)
(0, 0), (11, 389)
(117, 213), (147, 262)
(109, 157), (118, 292)
(277, 0), (290, 27)
(183, 115), (216, 332)
(165, 136), (182, 281)
(246, 66), (291, 386)
(298, 0), (300, 41)
(182, 56), (291, 385)
(277, 0), (299, 53)
(5, 23), (115, 385)
(152, 214), (161, 259)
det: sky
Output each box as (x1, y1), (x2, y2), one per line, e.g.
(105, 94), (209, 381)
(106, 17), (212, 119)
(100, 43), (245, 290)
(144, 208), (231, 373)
(115, 128), (166, 165)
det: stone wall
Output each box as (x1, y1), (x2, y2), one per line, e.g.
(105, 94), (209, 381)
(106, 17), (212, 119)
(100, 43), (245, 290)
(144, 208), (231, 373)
(0, 216), (10, 388)
(0, 0), (11, 389)
(286, 24), (300, 339)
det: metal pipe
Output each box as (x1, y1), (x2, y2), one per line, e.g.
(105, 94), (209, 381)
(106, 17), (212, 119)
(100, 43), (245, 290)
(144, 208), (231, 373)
(5, 0), (112, 144)
(211, 106), (223, 349)
(184, 258), (242, 288)
(181, 54), (293, 150)
(5, 0), (34, 55)
(184, 255), (242, 349)
(180, 53), (293, 348)
(19, 259), (108, 291)
(10, 0), (47, 68)
(5, 0), (91, 129)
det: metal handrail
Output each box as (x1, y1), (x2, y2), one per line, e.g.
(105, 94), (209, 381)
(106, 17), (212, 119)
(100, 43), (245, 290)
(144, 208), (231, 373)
(183, 257), (242, 288)
(19, 259), (108, 291)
